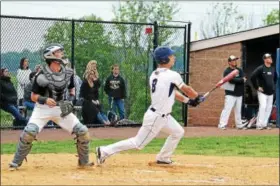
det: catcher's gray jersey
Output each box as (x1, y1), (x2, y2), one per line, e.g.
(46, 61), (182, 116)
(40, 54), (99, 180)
(34, 65), (74, 101)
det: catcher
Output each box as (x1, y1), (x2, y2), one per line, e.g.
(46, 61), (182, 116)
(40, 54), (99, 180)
(9, 44), (94, 170)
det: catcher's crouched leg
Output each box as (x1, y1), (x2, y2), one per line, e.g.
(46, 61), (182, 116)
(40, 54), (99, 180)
(72, 123), (94, 167)
(9, 123), (39, 170)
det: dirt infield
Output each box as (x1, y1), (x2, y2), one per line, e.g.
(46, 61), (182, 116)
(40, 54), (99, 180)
(1, 153), (279, 185)
(1, 126), (279, 143)
(1, 127), (279, 185)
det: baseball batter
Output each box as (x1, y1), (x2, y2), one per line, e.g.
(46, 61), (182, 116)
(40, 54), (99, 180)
(9, 44), (94, 170)
(96, 46), (204, 165)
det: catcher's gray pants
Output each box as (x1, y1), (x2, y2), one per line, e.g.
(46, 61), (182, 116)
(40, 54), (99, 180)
(29, 103), (79, 132)
(10, 103), (90, 166)
(101, 109), (184, 162)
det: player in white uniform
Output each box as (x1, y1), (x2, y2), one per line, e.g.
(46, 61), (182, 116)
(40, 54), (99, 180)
(96, 46), (205, 165)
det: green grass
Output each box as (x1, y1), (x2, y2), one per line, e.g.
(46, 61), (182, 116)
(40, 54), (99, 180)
(1, 135), (279, 158)
(0, 111), (14, 128)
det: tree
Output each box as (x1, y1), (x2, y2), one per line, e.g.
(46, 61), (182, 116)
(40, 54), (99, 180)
(200, 3), (253, 39)
(44, 14), (115, 78)
(112, 1), (180, 121)
(264, 9), (279, 25)
(112, 1), (179, 49)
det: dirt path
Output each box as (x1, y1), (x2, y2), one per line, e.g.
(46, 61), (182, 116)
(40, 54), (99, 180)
(1, 127), (279, 143)
(1, 153), (278, 185)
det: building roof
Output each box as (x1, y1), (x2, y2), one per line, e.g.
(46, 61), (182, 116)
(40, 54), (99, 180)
(190, 24), (279, 52)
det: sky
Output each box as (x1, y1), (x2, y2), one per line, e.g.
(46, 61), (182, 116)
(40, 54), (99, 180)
(1, 1), (279, 52)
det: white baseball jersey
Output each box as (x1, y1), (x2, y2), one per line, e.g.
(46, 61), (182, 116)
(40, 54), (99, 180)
(149, 68), (184, 114)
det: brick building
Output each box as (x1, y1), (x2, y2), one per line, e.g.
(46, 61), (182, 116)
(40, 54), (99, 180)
(188, 24), (279, 127)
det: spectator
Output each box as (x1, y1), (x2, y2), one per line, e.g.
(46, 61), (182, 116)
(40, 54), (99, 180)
(0, 68), (27, 128)
(34, 64), (42, 73)
(80, 60), (110, 126)
(23, 72), (37, 110)
(218, 55), (247, 130)
(250, 53), (277, 130)
(83, 60), (98, 79)
(104, 64), (126, 120)
(16, 57), (32, 106)
(73, 68), (83, 105)
(64, 66), (82, 105)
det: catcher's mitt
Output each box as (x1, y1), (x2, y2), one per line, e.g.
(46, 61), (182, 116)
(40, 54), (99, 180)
(59, 101), (74, 117)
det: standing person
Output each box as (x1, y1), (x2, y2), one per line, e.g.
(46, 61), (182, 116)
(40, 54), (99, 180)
(64, 62), (82, 105)
(104, 64), (126, 120)
(9, 44), (93, 170)
(0, 68), (27, 128)
(251, 53), (277, 130)
(80, 60), (110, 126)
(23, 72), (37, 110)
(73, 69), (83, 105)
(96, 46), (204, 165)
(17, 57), (32, 106)
(218, 55), (247, 130)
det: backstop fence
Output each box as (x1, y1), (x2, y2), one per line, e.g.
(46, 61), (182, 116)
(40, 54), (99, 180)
(0, 15), (191, 129)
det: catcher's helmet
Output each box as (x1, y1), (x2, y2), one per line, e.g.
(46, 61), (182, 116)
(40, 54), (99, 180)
(153, 46), (175, 64)
(43, 43), (66, 64)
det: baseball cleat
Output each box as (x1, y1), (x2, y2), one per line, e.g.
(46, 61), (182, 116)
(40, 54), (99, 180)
(218, 126), (226, 130)
(156, 160), (173, 165)
(266, 124), (273, 130)
(96, 147), (105, 165)
(237, 127), (248, 130)
(265, 126), (272, 130)
(78, 162), (94, 169)
(9, 162), (20, 171)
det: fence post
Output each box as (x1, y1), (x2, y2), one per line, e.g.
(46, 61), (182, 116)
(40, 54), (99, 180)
(153, 21), (159, 70)
(71, 19), (75, 69)
(184, 23), (191, 127)
(276, 48), (280, 128)
(182, 24), (187, 126)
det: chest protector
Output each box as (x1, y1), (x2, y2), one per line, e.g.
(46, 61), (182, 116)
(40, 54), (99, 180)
(37, 65), (73, 101)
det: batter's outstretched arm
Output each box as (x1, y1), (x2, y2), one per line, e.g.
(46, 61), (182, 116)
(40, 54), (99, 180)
(175, 91), (190, 103)
(175, 90), (204, 107)
(179, 83), (198, 99)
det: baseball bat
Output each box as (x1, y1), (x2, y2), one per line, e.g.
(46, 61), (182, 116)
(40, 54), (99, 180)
(203, 69), (239, 98)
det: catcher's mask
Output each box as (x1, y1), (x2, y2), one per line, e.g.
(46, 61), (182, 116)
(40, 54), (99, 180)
(43, 43), (68, 65)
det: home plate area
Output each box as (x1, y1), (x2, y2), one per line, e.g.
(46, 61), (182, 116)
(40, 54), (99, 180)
(1, 153), (278, 185)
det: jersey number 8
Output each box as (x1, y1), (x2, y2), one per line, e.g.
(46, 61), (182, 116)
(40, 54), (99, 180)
(152, 78), (158, 93)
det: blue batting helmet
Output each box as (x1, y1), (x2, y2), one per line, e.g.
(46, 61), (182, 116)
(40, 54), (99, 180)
(153, 46), (175, 64)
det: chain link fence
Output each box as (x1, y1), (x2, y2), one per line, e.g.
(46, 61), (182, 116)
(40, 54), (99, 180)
(157, 25), (188, 122)
(0, 15), (190, 129)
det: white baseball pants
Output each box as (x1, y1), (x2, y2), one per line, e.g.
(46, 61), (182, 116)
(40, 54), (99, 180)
(219, 95), (243, 128)
(256, 92), (274, 128)
(101, 109), (185, 162)
(28, 103), (80, 133)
